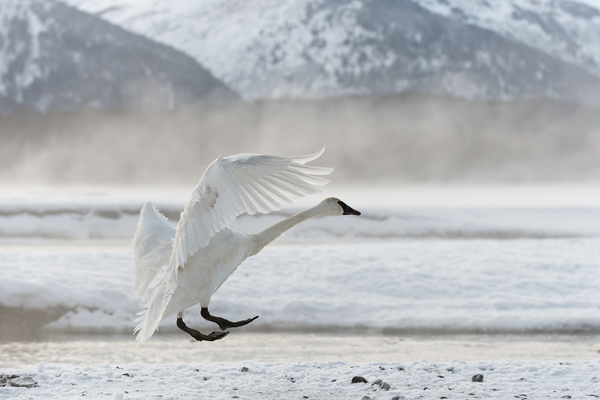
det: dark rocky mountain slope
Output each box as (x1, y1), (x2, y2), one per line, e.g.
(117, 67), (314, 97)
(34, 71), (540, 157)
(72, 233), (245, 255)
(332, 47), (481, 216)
(0, 0), (237, 115)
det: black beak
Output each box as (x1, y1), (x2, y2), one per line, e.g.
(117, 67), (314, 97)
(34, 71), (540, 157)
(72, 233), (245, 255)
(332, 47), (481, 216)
(338, 200), (361, 216)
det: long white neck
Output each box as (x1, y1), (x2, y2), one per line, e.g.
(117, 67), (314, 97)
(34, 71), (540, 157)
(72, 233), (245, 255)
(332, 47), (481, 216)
(248, 204), (325, 256)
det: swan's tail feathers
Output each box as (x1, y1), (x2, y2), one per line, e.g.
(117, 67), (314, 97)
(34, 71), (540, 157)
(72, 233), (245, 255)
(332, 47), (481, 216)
(135, 239), (173, 300)
(133, 202), (176, 301)
(134, 279), (176, 342)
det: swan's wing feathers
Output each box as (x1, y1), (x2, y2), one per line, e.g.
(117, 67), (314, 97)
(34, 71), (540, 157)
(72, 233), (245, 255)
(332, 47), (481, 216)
(291, 146), (328, 164)
(170, 148), (332, 278)
(133, 202), (176, 301)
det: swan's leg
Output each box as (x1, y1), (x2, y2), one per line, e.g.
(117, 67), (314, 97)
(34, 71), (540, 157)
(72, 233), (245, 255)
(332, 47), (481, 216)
(176, 311), (229, 342)
(201, 308), (259, 331)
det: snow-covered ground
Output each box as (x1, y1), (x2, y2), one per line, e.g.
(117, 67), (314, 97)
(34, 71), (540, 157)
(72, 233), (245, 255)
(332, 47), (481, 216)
(2, 238), (600, 335)
(1, 186), (599, 336)
(2, 359), (599, 399)
(1, 186), (599, 398)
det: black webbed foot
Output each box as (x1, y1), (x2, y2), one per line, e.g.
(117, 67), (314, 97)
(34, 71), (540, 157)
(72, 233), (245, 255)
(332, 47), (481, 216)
(201, 308), (259, 331)
(203, 331), (230, 341)
(176, 317), (229, 342)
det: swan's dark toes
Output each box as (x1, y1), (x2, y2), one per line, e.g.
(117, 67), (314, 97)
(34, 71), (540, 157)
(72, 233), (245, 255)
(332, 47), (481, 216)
(207, 331), (229, 341)
(219, 316), (259, 330)
(201, 307), (260, 330)
(189, 330), (228, 342)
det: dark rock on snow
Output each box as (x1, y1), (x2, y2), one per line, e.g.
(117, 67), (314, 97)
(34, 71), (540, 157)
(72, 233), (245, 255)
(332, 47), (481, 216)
(0, 374), (37, 388)
(371, 379), (391, 390)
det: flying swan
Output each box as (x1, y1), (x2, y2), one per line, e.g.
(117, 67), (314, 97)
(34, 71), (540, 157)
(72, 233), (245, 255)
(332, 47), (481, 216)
(132, 147), (360, 342)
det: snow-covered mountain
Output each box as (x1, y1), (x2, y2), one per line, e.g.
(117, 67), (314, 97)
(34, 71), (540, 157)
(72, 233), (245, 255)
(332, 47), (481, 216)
(0, 0), (236, 114)
(58, 0), (600, 103)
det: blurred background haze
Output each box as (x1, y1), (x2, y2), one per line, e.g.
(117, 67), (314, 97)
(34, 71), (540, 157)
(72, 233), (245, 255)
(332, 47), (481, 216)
(1, 0), (600, 191)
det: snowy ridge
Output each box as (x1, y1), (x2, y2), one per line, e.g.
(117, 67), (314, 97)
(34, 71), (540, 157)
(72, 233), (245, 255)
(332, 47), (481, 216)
(58, 0), (600, 103)
(3, 0), (600, 107)
(416, 0), (600, 78)
(0, 0), (236, 114)
(58, 0), (392, 99)
(0, 0), (46, 105)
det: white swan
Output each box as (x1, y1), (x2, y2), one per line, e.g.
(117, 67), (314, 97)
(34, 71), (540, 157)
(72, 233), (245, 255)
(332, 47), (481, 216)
(132, 147), (360, 342)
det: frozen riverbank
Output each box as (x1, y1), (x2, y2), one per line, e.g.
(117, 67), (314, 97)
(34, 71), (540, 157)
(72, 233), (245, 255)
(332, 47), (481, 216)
(2, 359), (599, 400)
(2, 333), (600, 368)
(2, 238), (600, 337)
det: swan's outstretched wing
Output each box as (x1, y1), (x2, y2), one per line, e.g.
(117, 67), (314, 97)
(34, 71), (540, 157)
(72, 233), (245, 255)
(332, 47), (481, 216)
(133, 202), (176, 300)
(170, 146), (332, 280)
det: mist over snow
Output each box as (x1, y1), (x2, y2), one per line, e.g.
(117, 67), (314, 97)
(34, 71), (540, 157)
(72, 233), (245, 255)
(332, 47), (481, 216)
(1, 95), (600, 186)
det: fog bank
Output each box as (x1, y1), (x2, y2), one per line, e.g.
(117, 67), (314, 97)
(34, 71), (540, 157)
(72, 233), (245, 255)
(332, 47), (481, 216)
(1, 94), (599, 186)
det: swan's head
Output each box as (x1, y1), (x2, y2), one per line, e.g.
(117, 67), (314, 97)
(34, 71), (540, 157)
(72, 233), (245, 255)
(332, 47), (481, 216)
(318, 197), (361, 216)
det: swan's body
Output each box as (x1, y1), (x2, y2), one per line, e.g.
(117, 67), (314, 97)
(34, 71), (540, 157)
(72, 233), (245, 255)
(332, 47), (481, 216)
(132, 148), (360, 342)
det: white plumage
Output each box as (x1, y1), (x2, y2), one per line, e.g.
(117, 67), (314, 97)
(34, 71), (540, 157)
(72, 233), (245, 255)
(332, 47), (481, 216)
(169, 147), (332, 283)
(132, 147), (360, 342)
